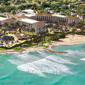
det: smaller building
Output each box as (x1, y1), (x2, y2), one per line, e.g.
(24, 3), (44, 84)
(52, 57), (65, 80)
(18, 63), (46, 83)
(15, 33), (28, 40)
(65, 16), (80, 26)
(71, 12), (76, 16)
(22, 9), (35, 14)
(1, 18), (16, 26)
(0, 17), (7, 24)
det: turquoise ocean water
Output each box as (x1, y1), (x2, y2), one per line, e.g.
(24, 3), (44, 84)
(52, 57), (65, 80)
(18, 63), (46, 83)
(0, 43), (85, 85)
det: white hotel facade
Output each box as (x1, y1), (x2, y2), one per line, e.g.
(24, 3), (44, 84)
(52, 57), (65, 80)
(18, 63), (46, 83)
(29, 13), (80, 26)
(17, 18), (46, 33)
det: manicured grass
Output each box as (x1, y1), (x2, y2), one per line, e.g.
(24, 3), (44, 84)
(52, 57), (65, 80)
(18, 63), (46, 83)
(43, 40), (50, 43)
(13, 46), (21, 50)
(43, 45), (48, 48)
(0, 48), (6, 50)
(22, 44), (33, 47)
(21, 30), (36, 35)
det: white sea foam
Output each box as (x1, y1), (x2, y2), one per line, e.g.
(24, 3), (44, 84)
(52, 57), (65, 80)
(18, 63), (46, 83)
(8, 50), (74, 77)
(17, 58), (70, 77)
(46, 55), (75, 64)
(64, 50), (85, 57)
(8, 53), (40, 65)
(80, 58), (85, 61)
(8, 59), (24, 65)
(37, 49), (48, 57)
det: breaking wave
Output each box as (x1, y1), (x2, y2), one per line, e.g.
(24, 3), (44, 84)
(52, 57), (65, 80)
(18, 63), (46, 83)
(80, 58), (85, 61)
(64, 50), (85, 58)
(8, 50), (75, 77)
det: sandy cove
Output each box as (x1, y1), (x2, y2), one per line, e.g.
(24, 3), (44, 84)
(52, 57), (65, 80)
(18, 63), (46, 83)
(0, 34), (85, 54)
(48, 34), (85, 49)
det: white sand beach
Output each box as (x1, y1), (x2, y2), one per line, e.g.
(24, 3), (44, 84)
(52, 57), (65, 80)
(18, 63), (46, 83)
(48, 34), (85, 49)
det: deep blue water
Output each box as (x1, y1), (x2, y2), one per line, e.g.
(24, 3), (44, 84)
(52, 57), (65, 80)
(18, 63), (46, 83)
(0, 43), (85, 85)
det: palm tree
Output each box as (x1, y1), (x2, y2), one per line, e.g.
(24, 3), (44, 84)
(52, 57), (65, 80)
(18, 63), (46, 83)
(78, 21), (85, 31)
(33, 4), (37, 11)
(15, 22), (20, 29)
(55, 21), (59, 26)
(29, 35), (33, 46)
(23, 24), (26, 31)
(15, 22), (22, 33)
(4, 23), (8, 27)
(0, 24), (2, 29)
(38, 32), (45, 46)
(1, 23), (8, 35)
(1, 26), (6, 35)
(30, 28), (35, 35)
(49, 23), (53, 27)
(29, 35), (36, 46)
(25, 27), (29, 32)
(19, 26), (22, 33)
(72, 28), (76, 39)
(69, 22), (76, 39)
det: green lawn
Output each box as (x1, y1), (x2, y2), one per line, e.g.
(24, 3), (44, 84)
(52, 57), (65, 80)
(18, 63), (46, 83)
(13, 46), (21, 50)
(21, 30), (36, 35)
(0, 48), (6, 50)
(43, 45), (48, 48)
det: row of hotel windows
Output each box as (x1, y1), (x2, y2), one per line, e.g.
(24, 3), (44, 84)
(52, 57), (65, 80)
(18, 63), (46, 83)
(36, 16), (69, 22)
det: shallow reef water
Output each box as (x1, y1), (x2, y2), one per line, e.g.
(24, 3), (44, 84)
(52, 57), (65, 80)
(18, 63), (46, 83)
(0, 43), (85, 85)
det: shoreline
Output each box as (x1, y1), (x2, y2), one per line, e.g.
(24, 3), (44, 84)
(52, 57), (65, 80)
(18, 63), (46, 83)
(50, 41), (85, 48)
(0, 34), (85, 54)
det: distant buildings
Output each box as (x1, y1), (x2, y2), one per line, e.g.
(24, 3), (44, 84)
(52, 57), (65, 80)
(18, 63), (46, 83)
(22, 9), (35, 14)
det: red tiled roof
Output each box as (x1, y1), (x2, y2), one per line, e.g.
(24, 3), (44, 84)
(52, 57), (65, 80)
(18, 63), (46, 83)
(2, 18), (16, 23)
(19, 14), (28, 18)
(9, 29), (18, 32)
(65, 16), (80, 20)
(75, 27), (80, 29)
(14, 14), (28, 19)
(36, 13), (52, 16)
(33, 21), (46, 26)
(13, 15), (20, 18)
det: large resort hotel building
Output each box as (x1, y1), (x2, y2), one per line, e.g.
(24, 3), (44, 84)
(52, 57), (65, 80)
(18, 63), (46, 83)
(0, 16), (46, 34)
(17, 18), (46, 33)
(0, 13), (81, 34)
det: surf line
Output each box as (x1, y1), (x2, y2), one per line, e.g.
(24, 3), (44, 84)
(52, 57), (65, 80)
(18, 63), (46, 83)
(44, 48), (67, 54)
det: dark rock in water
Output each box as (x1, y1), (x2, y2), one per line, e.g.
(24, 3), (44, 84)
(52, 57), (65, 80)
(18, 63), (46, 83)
(44, 48), (67, 54)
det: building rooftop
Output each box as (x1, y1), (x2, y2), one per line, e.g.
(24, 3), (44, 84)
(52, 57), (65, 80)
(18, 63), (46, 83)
(19, 14), (28, 18)
(36, 13), (52, 16)
(2, 18), (16, 23)
(0, 17), (7, 21)
(13, 14), (28, 19)
(33, 21), (46, 26)
(25, 14), (36, 17)
(22, 9), (34, 14)
(52, 14), (66, 18)
(16, 33), (28, 40)
(65, 16), (80, 20)
(18, 18), (39, 24)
